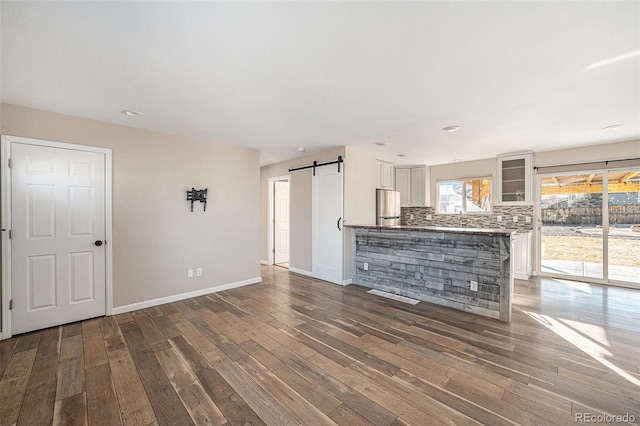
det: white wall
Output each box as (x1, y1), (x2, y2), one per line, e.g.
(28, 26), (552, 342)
(344, 146), (377, 226)
(343, 146), (377, 281)
(533, 139), (639, 167)
(1, 104), (261, 314)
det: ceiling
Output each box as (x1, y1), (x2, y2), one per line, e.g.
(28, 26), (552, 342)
(1, 2), (638, 166)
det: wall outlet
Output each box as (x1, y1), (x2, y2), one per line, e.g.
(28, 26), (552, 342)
(409, 214), (414, 220)
(187, 269), (193, 278)
(513, 215), (519, 223)
(426, 214), (432, 220)
(525, 216), (532, 223)
(496, 215), (502, 222)
(364, 262), (369, 271)
(470, 280), (478, 292)
(196, 267), (203, 277)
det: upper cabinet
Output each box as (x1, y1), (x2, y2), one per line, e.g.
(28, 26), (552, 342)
(395, 168), (411, 206)
(376, 160), (394, 189)
(497, 152), (532, 205)
(394, 165), (430, 207)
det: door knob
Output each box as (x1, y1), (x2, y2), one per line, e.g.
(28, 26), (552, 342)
(94, 240), (103, 246)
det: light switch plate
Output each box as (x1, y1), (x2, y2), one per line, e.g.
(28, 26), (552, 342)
(525, 216), (532, 223)
(496, 215), (502, 222)
(188, 269), (193, 278)
(426, 214), (432, 220)
(410, 214), (414, 220)
(513, 216), (519, 223)
(470, 280), (478, 292)
(364, 262), (369, 271)
(196, 267), (203, 277)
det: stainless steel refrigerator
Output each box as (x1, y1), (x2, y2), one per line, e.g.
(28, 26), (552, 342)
(376, 189), (401, 226)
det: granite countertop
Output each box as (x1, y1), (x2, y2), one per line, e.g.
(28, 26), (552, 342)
(345, 224), (514, 236)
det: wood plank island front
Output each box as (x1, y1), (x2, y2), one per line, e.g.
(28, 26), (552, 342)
(348, 225), (514, 322)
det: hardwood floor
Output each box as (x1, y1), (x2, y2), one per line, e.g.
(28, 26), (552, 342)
(1, 265), (639, 425)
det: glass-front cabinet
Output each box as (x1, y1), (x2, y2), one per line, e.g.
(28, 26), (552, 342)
(497, 152), (532, 205)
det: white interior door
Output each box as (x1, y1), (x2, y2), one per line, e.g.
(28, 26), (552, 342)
(11, 142), (106, 334)
(274, 180), (290, 264)
(312, 165), (343, 284)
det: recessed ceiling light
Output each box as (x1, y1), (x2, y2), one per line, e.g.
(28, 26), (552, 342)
(297, 147), (306, 152)
(375, 141), (388, 146)
(443, 126), (460, 132)
(452, 158), (463, 162)
(122, 110), (143, 117)
(602, 124), (624, 130)
(397, 154), (407, 157)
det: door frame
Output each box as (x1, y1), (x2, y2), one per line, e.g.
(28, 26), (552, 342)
(266, 175), (290, 266)
(1, 135), (113, 339)
(535, 166), (639, 289)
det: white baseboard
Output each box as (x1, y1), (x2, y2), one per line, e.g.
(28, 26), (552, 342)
(111, 276), (262, 315)
(288, 267), (316, 278)
(260, 259), (270, 265)
(289, 267), (348, 286)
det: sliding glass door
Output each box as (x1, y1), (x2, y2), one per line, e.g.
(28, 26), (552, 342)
(538, 168), (640, 286)
(540, 173), (604, 280)
(607, 169), (640, 284)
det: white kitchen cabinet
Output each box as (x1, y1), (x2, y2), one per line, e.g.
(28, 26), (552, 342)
(394, 165), (430, 206)
(497, 152), (532, 205)
(410, 167), (428, 206)
(395, 168), (411, 206)
(513, 231), (532, 280)
(376, 160), (394, 189)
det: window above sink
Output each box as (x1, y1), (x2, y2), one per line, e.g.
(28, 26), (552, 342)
(437, 177), (492, 214)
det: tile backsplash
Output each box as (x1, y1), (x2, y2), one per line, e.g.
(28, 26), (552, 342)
(401, 205), (534, 232)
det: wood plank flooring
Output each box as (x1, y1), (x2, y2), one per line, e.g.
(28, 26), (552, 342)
(1, 265), (639, 425)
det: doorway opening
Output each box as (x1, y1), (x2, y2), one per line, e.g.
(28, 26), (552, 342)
(537, 168), (640, 288)
(268, 176), (290, 268)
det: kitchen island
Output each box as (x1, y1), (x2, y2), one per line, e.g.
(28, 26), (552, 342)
(348, 225), (514, 322)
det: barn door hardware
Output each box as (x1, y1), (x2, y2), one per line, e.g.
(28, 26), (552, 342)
(288, 156), (343, 176)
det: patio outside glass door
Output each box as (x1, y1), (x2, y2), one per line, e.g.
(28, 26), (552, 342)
(539, 169), (640, 286)
(540, 173), (604, 280)
(607, 169), (640, 284)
